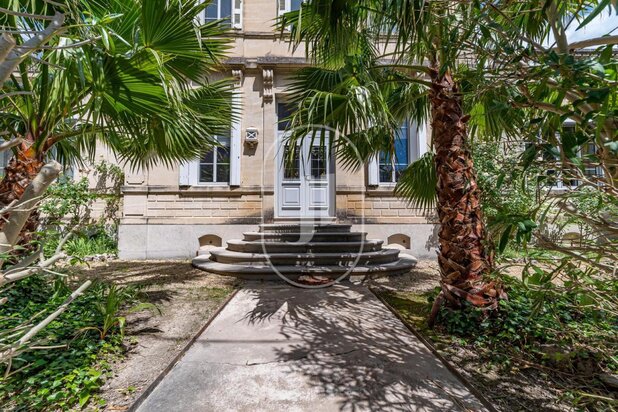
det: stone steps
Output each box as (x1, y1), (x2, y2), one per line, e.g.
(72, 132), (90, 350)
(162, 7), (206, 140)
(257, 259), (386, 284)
(192, 223), (417, 281)
(192, 254), (417, 280)
(242, 231), (367, 242)
(226, 239), (383, 254)
(208, 248), (401, 265)
(259, 223), (352, 233)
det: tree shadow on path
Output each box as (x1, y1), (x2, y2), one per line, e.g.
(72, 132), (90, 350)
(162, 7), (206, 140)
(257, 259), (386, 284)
(241, 283), (485, 412)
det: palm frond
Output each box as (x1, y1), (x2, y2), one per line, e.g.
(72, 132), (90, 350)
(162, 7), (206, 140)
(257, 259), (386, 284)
(0, 0), (237, 170)
(394, 152), (437, 212)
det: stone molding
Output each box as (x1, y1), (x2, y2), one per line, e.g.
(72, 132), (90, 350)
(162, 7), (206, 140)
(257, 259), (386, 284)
(121, 185), (274, 196)
(231, 69), (243, 87)
(262, 68), (273, 102)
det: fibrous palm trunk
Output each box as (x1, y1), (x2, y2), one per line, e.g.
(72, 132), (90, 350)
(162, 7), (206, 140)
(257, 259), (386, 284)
(428, 69), (503, 326)
(0, 142), (45, 248)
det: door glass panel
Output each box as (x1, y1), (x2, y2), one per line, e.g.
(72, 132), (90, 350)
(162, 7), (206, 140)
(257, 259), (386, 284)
(310, 146), (327, 179)
(283, 145), (300, 180)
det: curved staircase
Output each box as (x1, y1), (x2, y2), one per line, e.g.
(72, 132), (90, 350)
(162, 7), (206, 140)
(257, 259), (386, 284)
(192, 223), (417, 280)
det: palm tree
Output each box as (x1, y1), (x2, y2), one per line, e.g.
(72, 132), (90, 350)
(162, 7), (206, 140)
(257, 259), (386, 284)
(280, 1), (505, 322)
(0, 0), (235, 239)
(282, 0), (618, 321)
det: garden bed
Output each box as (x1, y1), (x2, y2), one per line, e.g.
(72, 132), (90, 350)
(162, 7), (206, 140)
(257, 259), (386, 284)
(370, 259), (617, 412)
(0, 260), (237, 411)
(79, 261), (238, 410)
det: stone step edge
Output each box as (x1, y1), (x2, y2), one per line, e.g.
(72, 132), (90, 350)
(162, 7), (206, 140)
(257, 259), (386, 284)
(206, 248), (400, 259)
(226, 239), (383, 247)
(192, 254), (417, 279)
(242, 232), (367, 241)
(259, 223), (352, 233)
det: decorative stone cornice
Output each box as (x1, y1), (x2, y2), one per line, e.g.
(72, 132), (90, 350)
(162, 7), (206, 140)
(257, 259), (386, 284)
(262, 68), (273, 102)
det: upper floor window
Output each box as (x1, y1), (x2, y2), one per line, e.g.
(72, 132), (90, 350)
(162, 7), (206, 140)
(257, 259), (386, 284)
(278, 0), (303, 16)
(206, 0), (242, 29)
(379, 120), (419, 184)
(199, 135), (231, 184)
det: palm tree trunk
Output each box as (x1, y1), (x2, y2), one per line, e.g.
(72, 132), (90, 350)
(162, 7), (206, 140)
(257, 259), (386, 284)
(428, 69), (503, 326)
(0, 143), (45, 248)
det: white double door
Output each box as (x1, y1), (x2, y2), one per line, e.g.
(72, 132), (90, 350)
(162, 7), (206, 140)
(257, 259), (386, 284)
(276, 134), (334, 218)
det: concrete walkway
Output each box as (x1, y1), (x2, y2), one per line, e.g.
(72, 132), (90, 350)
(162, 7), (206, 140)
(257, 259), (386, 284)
(136, 284), (487, 412)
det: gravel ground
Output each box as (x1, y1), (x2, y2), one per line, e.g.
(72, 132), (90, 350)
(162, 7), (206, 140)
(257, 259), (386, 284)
(69, 261), (238, 411)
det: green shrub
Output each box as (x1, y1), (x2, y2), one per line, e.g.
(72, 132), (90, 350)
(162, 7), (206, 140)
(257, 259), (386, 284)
(63, 230), (118, 258)
(38, 161), (123, 260)
(472, 142), (539, 254)
(430, 278), (618, 409)
(438, 279), (618, 352)
(0, 277), (138, 410)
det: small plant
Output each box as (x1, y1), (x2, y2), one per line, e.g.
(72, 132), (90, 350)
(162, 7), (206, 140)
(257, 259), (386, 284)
(122, 385), (137, 395)
(63, 229), (118, 258)
(382, 282), (617, 411)
(80, 284), (159, 340)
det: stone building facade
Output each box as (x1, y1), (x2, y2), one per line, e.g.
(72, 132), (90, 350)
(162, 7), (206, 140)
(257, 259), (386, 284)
(117, 0), (438, 259)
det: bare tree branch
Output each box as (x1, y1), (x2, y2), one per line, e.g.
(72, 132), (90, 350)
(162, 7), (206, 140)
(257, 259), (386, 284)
(0, 7), (60, 20)
(3, 246), (42, 275)
(0, 138), (22, 153)
(0, 91), (33, 100)
(0, 12), (65, 84)
(568, 35), (618, 50)
(1, 252), (66, 286)
(0, 33), (16, 65)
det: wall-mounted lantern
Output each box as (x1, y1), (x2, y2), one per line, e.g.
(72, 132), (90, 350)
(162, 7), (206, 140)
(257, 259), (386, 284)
(245, 127), (259, 146)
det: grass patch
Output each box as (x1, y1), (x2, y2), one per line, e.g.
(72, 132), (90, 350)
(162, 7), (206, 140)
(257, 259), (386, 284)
(202, 286), (234, 300)
(379, 280), (618, 411)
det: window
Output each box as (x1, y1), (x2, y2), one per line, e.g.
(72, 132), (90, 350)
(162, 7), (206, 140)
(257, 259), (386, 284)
(583, 142), (602, 179)
(379, 120), (415, 184)
(205, 0), (241, 29)
(532, 124), (604, 190)
(277, 102), (294, 132)
(278, 0), (303, 16)
(199, 135), (230, 184)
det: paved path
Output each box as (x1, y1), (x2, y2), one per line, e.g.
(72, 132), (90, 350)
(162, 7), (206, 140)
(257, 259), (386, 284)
(136, 284), (487, 412)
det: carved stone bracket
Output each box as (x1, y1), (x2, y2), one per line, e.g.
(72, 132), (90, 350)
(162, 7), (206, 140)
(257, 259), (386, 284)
(231, 69), (243, 87)
(262, 68), (273, 102)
